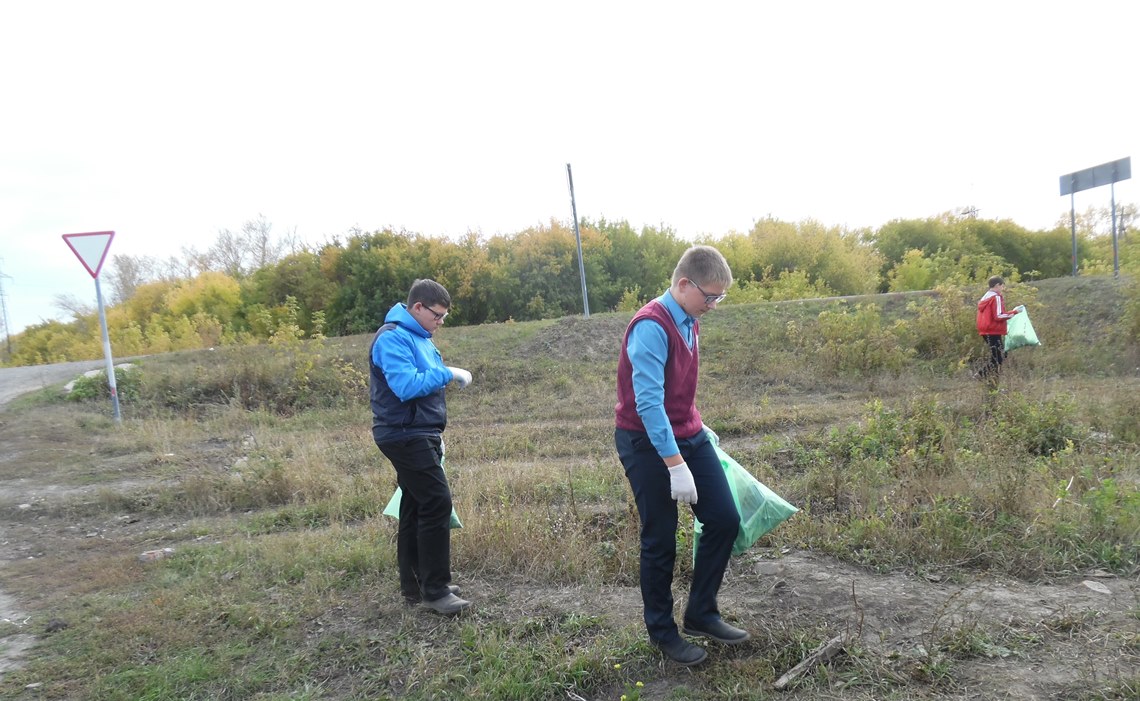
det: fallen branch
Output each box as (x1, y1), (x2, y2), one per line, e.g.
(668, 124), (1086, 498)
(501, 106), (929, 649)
(773, 633), (847, 690)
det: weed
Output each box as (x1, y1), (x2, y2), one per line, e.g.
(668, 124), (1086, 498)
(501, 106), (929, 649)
(66, 365), (142, 402)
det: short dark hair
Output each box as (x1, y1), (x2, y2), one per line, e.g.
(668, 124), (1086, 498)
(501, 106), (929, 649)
(407, 279), (451, 309)
(987, 275), (1005, 288)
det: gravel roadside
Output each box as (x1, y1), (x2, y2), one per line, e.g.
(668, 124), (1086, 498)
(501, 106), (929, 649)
(0, 360), (108, 408)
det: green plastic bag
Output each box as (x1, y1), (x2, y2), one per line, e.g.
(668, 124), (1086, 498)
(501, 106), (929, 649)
(382, 450), (463, 529)
(694, 443), (798, 561)
(382, 487), (463, 528)
(1004, 305), (1041, 352)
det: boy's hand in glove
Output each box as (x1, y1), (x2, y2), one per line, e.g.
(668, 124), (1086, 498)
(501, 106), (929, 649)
(668, 462), (698, 504)
(448, 367), (472, 389)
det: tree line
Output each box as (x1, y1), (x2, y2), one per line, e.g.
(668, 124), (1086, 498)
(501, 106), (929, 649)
(4, 205), (1136, 367)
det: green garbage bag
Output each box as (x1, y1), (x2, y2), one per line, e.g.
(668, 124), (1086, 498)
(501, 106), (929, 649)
(694, 443), (798, 562)
(382, 449), (463, 528)
(1004, 305), (1041, 352)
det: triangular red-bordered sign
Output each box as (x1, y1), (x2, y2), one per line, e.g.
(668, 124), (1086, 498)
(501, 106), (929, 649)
(62, 231), (115, 278)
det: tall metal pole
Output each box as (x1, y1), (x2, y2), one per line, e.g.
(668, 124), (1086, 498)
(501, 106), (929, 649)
(94, 276), (121, 423)
(566, 163), (590, 318)
(1110, 181), (1119, 278)
(0, 264), (11, 356)
(1069, 192), (1078, 277)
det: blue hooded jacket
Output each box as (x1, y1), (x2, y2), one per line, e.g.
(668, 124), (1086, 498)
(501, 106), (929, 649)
(369, 303), (455, 445)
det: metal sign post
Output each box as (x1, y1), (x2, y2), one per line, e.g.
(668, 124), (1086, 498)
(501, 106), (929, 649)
(1060, 157), (1132, 278)
(61, 231), (120, 423)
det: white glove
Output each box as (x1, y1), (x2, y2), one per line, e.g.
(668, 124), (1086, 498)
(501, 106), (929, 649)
(702, 422), (719, 446)
(668, 462), (698, 504)
(447, 366), (472, 389)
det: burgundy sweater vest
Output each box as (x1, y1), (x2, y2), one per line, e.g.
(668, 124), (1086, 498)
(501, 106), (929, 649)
(615, 300), (703, 440)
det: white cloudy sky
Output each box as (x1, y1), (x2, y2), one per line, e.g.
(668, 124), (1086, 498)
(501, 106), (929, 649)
(1, 0), (1136, 335)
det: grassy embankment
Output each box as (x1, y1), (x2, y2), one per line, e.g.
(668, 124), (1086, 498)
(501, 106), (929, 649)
(0, 275), (1136, 700)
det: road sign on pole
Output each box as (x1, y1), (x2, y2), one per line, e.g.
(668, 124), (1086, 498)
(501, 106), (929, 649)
(62, 231), (115, 279)
(1059, 158), (1131, 278)
(1059, 157), (1130, 197)
(61, 230), (121, 423)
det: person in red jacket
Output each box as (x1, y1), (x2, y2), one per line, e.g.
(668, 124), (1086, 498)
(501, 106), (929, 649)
(976, 275), (1021, 386)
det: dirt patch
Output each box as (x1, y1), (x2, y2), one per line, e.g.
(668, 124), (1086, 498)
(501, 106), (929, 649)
(720, 550), (1138, 699)
(0, 361), (130, 678)
(517, 314), (631, 362)
(0, 590), (35, 675)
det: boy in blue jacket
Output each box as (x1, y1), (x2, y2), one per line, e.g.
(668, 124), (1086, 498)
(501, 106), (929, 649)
(370, 279), (473, 614)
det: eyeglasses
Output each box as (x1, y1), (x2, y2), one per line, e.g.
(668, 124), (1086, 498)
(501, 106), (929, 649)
(690, 280), (727, 305)
(425, 306), (449, 321)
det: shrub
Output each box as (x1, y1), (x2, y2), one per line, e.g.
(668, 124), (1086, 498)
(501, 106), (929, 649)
(616, 287), (643, 312)
(67, 366), (141, 403)
(904, 285), (977, 363)
(134, 341), (367, 416)
(789, 303), (913, 377)
(1123, 277), (1140, 344)
(986, 393), (1088, 457)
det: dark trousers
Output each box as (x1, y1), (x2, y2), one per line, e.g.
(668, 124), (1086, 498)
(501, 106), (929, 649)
(980, 334), (1005, 382)
(615, 428), (740, 645)
(376, 435), (453, 602)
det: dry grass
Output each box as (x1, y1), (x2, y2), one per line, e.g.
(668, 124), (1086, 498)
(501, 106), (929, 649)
(0, 276), (1136, 699)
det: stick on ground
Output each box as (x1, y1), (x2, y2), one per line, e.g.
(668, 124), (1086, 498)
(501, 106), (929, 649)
(773, 633), (847, 690)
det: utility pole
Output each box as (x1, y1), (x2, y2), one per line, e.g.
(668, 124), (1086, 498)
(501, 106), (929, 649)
(566, 164), (590, 318)
(0, 261), (12, 357)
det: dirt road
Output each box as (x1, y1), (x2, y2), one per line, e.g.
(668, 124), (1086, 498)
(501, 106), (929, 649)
(0, 360), (107, 408)
(0, 360), (115, 674)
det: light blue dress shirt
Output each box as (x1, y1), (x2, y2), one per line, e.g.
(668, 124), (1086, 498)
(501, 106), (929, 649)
(626, 291), (695, 459)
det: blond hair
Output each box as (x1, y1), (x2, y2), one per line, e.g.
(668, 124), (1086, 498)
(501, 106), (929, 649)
(672, 245), (733, 287)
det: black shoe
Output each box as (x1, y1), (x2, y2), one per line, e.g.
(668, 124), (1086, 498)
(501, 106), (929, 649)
(403, 584), (460, 605)
(653, 637), (708, 666)
(422, 592), (471, 615)
(682, 618), (751, 645)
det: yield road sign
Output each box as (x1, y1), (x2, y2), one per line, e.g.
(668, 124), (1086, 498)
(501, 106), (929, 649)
(62, 230), (115, 279)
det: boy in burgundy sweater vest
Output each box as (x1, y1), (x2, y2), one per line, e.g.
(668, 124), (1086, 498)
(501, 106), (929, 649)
(614, 245), (748, 666)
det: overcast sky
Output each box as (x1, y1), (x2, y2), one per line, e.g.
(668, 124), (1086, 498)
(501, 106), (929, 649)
(1, 0), (1136, 336)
